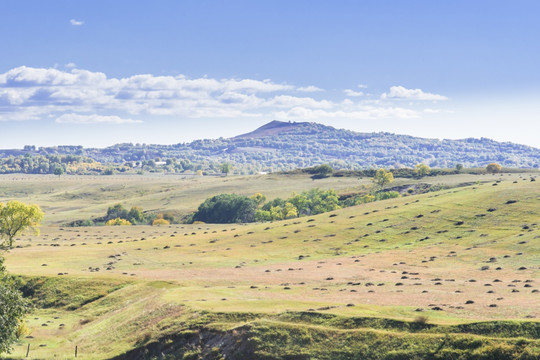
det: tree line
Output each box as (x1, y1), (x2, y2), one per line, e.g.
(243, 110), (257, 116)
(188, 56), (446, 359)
(190, 186), (400, 224)
(2, 121), (538, 176)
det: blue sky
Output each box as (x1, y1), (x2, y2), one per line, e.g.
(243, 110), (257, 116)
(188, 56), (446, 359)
(1, 0), (539, 148)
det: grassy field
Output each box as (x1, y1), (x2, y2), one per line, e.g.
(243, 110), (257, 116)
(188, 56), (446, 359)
(1, 172), (539, 359)
(0, 171), (532, 225)
(0, 173), (370, 225)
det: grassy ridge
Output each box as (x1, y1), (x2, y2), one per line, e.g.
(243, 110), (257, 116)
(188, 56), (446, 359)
(8, 278), (540, 359)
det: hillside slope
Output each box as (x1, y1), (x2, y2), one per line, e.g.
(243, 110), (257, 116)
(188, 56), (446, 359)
(1, 121), (538, 172)
(4, 177), (539, 359)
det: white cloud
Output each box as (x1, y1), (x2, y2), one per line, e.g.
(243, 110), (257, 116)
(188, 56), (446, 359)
(264, 95), (333, 109)
(381, 86), (448, 101)
(0, 66), (447, 125)
(344, 89), (364, 97)
(70, 19), (84, 26)
(274, 106), (419, 121)
(357, 84), (368, 89)
(56, 114), (141, 124)
(297, 85), (323, 92)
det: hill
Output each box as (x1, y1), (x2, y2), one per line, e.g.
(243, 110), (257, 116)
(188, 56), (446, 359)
(3, 175), (539, 359)
(234, 120), (308, 138)
(0, 121), (538, 175)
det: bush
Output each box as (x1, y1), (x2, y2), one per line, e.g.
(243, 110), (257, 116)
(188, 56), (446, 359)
(306, 164), (334, 179)
(375, 191), (400, 200)
(105, 218), (132, 226)
(152, 218), (170, 226)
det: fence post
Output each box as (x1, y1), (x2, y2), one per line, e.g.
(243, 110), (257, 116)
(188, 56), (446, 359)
(26, 343), (30, 357)
(75, 345), (78, 358)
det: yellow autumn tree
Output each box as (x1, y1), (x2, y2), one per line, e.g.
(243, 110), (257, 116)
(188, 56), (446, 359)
(486, 163), (502, 174)
(372, 169), (394, 189)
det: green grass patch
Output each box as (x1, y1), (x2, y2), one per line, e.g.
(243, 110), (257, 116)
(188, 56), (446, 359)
(17, 276), (129, 310)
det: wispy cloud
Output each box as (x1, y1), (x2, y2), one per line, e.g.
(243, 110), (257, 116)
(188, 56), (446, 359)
(0, 66), (446, 125)
(70, 19), (84, 26)
(56, 114), (141, 124)
(381, 86), (448, 101)
(344, 89), (364, 97)
(274, 106), (419, 121)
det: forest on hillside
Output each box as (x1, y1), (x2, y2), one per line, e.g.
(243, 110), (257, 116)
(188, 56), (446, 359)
(0, 121), (538, 175)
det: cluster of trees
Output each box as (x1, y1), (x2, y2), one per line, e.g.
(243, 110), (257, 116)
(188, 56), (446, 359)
(0, 201), (44, 354)
(0, 152), (237, 176)
(103, 204), (146, 225)
(0, 154), (98, 175)
(191, 194), (258, 224)
(69, 204), (175, 226)
(255, 189), (341, 221)
(291, 162), (515, 181)
(191, 186), (402, 224)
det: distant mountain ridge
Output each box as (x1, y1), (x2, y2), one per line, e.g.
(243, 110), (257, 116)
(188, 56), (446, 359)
(1, 121), (538, 173)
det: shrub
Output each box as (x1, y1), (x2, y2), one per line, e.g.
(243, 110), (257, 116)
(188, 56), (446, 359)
(306, 164), (334, 179)
(486, 163), (502, 174)
(152, 218), (170, 226)
(105, 218), (131, 226)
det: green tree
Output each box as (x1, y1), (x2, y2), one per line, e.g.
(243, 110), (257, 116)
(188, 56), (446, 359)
(261, 198), (286, 212)
(486, 163), (502, 174)
(255, 209), (272, 222)
(455, 163), (464, 172)
(0, 201), (39, 354)
(127, 206), (145, 224)
(414, 163), (430, 178)
(283, 202), (298, 219)
(220, 163), (233, 176)
(106, 204), (128, 221)
(372, 169), (394, 189)
(270, 206), (284, 221)
(0, 201), (44, 249)
(53, 166), (64, 177)
(0, 258), (30, 355)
